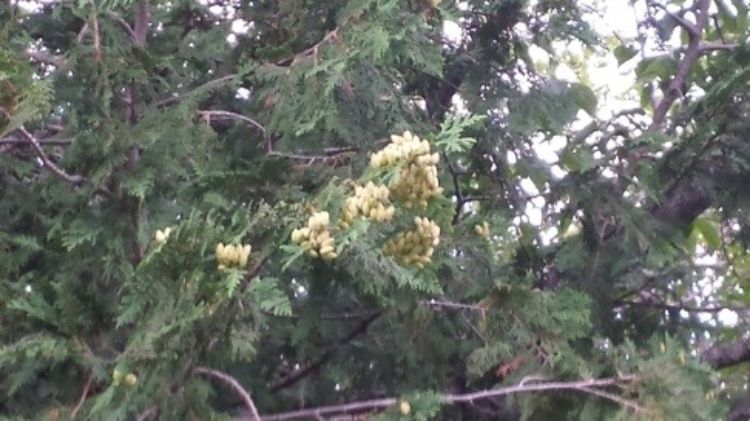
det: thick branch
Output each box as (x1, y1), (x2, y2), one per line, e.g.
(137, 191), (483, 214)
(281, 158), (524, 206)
(259, 376), (641, 420)
(650, 0), (711, 129)
(702, 337), (750, 370)
(194, 367), (261, 421)
(133, 0), (150, 47)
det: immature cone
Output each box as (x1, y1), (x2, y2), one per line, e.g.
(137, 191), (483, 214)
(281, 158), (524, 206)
(383, 217), (440, 268)
(215, 243), (252, 270)
(123, 373), (137, 387)
(291, 211), (338, 260)
(370, 131), (443, 208)
(339, 181), (396, 228)
(112, 369), (124, 385)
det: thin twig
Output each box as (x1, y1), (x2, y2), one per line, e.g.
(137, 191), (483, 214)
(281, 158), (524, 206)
(619, 299), (749, 314)
(194, 367), (261, 421)
(277, 28), (340, 66)
(70, 375), (94, 419)
(259, 375), (643, 420)
(0, 137), (72, 146)
(422, 299), (484, 312)
(135, 405), (158, 421)
(0, 108), (85, 185)
(198, 110), (266, 133)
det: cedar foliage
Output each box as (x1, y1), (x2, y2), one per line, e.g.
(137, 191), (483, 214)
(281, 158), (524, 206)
(1, 0), (750, 419)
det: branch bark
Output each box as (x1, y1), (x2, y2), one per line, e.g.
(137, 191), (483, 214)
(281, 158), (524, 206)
(702, 337), (750, 370)
(195, 367), (261, 421)
(258, 375), (641, 421)
(649, 0), (711, 130)
(0, 108), (85, 185)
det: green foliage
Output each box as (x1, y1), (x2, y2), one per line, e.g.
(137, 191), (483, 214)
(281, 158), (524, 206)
(2, 0), (749, 419)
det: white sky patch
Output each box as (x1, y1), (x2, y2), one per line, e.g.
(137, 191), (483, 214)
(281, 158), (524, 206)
(231, 19), (250, 35)
(443, 20), (463, 45)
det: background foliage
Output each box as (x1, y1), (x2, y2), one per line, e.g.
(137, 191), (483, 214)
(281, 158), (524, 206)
(2, 0), (750, 419)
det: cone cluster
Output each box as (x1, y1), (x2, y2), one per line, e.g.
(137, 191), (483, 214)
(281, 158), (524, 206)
(370, 131), (443, 209)
(383, 217), (440, 268)
(291, 211), (338, 260)
(340, 181), (396, 228)
(215, 243), (251, 270)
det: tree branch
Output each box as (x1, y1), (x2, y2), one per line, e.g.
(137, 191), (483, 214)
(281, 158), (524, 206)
(702, 337), (750, 370)
(259, 375), (642, 420)
(199, 110), (266, 133)
(269, 311), (381, 392)
(106, 10), (138, 42)
(133, 0), (150, 46)
(0, 108), (85, 185)
(69, 375), (94, 419)
(194, 367), (261, 421)
(0, 137), (72, 146)
(650, 0), (711, 130)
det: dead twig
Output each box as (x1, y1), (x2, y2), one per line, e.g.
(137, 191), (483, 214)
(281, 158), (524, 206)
(0, 108), (85, 185)
(194, 367), (261, 421)
(70, 375), (94, 419)
(260, 375), (643, 421)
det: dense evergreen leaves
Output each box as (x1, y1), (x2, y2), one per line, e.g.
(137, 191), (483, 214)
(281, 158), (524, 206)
(1, 0), (750, 419)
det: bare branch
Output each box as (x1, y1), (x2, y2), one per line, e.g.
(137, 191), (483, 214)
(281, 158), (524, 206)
(198, 110), (266, 133)
(0, 137), (72, 146)
(194, 367), (261, 421)
(653, 3), (699, 36)
(697, 42), (738, 53)
(703, 337), (750, 370)
(422, 299), (484, 312)
(650, 0), (711, 130)
(133, 0), (150, 47)
(259, 376), (643, 421)
(0, 108), (85, 185)
(276, 28), (340, 66)
(89, 9), (103, 62)
(106, 10), (138, 41)
(70, 375), (94, 419)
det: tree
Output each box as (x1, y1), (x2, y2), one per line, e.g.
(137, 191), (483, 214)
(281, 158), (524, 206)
(2, 0), (750, 419)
